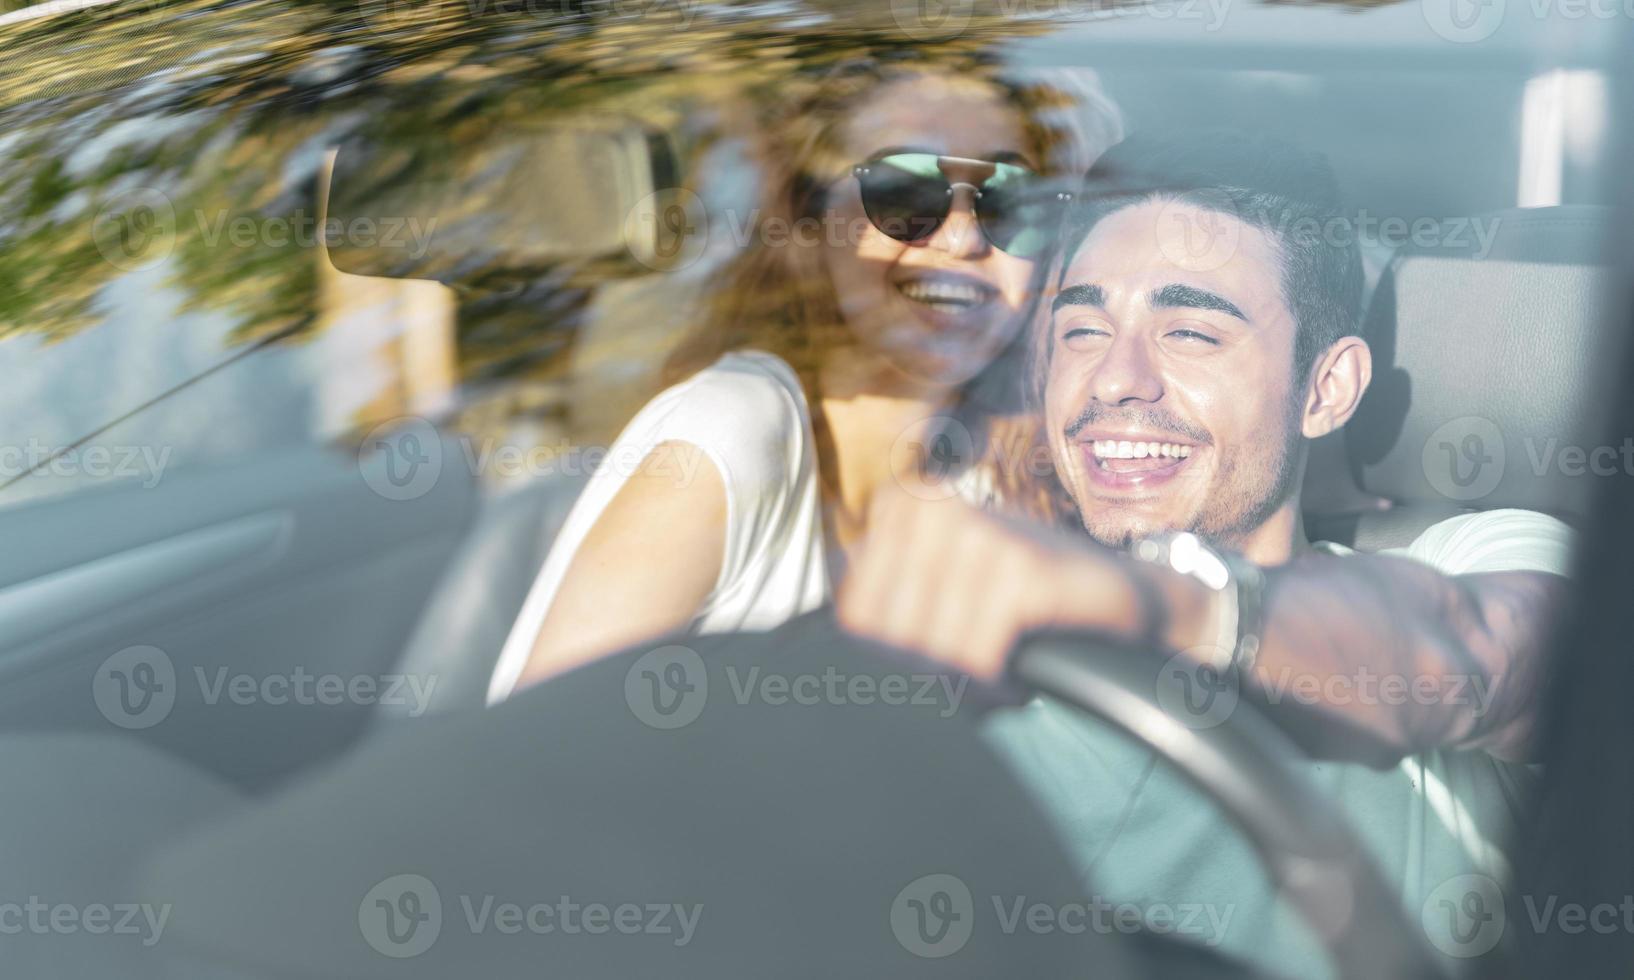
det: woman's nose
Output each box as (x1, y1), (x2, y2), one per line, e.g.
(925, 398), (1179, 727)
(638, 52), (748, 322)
(923, 183), (990, 259)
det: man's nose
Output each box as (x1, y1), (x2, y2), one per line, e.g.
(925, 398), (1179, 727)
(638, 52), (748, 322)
(923, 183), (990, 260)
(1087, 331), (1164, 405)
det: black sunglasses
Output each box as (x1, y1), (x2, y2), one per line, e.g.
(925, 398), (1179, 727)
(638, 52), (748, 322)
(849, 152), (1073, 259)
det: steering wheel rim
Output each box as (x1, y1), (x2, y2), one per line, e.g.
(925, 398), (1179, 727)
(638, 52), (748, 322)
(1009, 630), (1452, 980)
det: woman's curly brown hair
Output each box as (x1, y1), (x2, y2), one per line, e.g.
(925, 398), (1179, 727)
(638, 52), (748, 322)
(663, 52), (1120, 525)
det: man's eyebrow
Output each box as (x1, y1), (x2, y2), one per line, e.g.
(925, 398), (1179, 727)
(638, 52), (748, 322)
(1051, 283), (1105, 312)
(1149, 283), (1249, 322)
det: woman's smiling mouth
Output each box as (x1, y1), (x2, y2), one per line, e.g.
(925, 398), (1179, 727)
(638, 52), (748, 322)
(894, 272), (997, 318)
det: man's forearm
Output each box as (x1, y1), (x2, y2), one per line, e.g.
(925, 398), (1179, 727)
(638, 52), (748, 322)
(1240, 553), (1565, 764)
(835, 491), (1565, 766)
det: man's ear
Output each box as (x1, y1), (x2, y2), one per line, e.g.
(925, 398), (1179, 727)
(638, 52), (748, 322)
(1301, 336), (1372, 439)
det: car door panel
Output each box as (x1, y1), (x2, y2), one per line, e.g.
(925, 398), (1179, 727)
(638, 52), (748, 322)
(0, 435), (474, 789)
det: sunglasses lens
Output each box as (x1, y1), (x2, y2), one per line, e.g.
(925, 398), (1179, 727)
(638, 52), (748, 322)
(857, 155), (950, 243)
(978, 169), (1062, 259)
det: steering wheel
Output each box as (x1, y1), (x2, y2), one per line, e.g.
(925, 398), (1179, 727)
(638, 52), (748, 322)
(1008, 630), (1452, 980)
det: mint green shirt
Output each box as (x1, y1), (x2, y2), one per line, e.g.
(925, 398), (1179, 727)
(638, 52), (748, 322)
(981, 509), (1572, 980)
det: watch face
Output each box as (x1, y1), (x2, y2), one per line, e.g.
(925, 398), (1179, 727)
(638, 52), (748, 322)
(1130, 532), (1240, 673)
(1136, 532), (1231, 592)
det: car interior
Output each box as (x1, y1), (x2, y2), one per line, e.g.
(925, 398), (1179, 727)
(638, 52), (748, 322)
(0, 0), (1631, 977)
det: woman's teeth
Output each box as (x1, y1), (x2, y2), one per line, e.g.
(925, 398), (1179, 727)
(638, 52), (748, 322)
(1091, 440), (1193, 460)
(898, 279), (988, 311)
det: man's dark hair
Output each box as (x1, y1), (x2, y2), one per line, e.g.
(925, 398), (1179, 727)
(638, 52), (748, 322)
(1058, 130), (1364, 377)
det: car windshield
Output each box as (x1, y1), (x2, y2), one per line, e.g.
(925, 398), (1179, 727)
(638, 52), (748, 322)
(0, 2), (1625, 978)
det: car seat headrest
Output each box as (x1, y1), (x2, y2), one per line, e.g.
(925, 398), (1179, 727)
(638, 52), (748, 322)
(1348, 205), (1619, 522)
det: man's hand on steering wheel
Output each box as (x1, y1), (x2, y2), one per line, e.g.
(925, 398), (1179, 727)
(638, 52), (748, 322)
(835, 486), (1216, 685)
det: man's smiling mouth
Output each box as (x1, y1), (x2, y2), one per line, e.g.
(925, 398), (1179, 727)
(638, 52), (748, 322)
(1090, 440), (1193, 461)
(1078, 435), (1200, 489)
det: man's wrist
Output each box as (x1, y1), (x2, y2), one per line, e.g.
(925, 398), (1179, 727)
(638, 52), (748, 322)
(1120, 552), (1217, 655)
(1126, 533), (1269, 673)
(1034, 542), (1225, 661)
(1155, 560), (1219, 656)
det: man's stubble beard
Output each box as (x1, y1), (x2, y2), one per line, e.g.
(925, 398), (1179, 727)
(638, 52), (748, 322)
(1072, 390), (1306, 553)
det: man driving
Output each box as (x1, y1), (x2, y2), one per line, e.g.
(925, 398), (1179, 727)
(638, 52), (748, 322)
(837, 130), (1570, 977)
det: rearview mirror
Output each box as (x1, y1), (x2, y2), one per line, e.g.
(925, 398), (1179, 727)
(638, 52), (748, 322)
(323, 117), (682, 283)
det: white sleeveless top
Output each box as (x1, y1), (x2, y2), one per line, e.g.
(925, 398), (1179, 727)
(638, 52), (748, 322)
(487, 351), (830, 705)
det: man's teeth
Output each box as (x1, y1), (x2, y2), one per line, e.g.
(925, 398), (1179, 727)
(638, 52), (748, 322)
(1091, 440), (1193, 460)
(899, 280), (988, 309)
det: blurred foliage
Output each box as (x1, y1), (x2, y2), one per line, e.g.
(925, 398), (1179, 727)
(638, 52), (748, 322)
(0, 0), (1059, 393)
(0, 0), (1392, 436)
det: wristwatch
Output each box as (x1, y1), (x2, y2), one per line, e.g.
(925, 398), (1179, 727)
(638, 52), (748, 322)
(1129, 531), (1265, 677)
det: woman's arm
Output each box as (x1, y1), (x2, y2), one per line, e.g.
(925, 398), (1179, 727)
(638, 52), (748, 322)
(514, 441), (727, 693)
